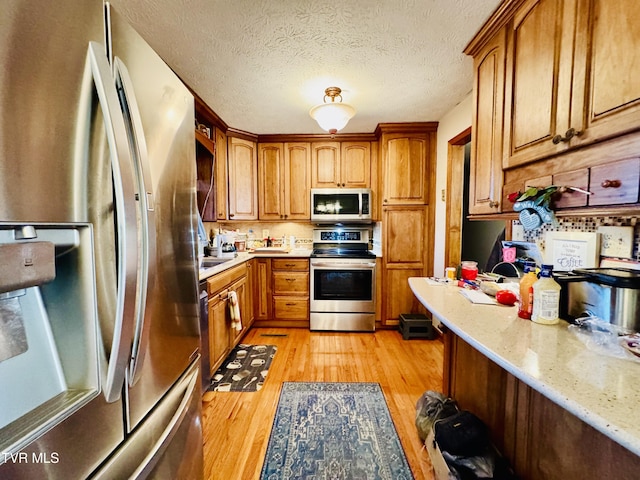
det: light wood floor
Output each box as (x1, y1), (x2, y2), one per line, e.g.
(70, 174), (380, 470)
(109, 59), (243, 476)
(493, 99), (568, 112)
(201, 327), (444, 479)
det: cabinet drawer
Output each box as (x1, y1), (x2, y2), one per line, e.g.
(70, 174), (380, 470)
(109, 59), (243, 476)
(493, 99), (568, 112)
(207, 263), (247, 295)
(273, 297), (309, 320)
(589, 158), (640, 206)
(271, 258), (309, 271)
(553, 169), (589, 208)
(272, 271), (309, 295)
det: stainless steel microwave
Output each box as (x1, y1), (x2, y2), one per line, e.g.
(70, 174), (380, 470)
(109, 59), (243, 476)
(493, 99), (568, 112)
(310, 188), (372, 223)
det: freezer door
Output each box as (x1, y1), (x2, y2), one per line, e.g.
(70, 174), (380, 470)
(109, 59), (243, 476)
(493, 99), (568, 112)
(105, 4), (200, 432)
(90, 360), (203, 480)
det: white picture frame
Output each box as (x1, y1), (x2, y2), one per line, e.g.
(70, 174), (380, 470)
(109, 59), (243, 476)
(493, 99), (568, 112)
(544, 231), (600, 271)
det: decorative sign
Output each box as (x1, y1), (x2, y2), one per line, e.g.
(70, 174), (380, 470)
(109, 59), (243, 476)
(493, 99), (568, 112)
(544, 232), (600, 271)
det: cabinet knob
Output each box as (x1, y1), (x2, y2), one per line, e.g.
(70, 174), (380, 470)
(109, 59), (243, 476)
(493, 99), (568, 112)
(285, 278), (295, 282)
(601, 179), (621, 188)
(341, 183), (345, 187)
(489, 201), (500, 208)
(285, 302), (296, 306)
(229, 213), (235, 218)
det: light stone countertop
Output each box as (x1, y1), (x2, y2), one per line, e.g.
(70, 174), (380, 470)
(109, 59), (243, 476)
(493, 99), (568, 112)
(198, 249), (312, 281)
(408, 277), (640, 458)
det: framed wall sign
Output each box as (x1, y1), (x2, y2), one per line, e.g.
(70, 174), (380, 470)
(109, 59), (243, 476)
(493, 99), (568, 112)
(544, 231), (600, 271)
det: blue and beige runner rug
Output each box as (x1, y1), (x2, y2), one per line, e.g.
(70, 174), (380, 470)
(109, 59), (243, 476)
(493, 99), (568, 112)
(260, 382), (414, 479)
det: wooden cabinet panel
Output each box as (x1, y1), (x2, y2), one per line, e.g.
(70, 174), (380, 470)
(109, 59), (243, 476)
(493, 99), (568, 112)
(272, 297), (309, 320)
(382, 268), (426, 325)
(311, 142), (341, 188)
(383, 206), (428, 266)
(469, 27), (506, 214)
(575, 0), (640, 146)
(229, 275), (248, 347)
(258, 142), (310, 220)
(208, 290), (230, 375)
(228, 137), (258, 220)
(253, 258), (271, 321)
(284, 143), (311, 219)
(382, 134), (429, 205)
(258, 143), (283, 220)
(588, 158), (640, 206)
(272, 271), (309, 295)
(552, 169), (589, 208)
(503, 0), (569, 167)
(214, 128), (228, 221)
(447, 331), (640, 479)
(340, 142), (371, 188)
(271, 259), (308, 271)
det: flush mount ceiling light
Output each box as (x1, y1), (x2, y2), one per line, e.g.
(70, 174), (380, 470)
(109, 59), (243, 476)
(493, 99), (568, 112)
(309, 86), (356, 134)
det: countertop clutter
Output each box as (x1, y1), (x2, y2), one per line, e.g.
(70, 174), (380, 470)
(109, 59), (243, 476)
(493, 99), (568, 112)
(408, 277), (640, 458)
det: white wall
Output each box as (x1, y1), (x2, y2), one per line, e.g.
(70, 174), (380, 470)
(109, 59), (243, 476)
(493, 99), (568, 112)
(433, 93), (473, 277)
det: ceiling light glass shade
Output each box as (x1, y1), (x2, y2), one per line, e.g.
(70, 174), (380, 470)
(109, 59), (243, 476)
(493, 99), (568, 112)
(309, 87), (356, 134)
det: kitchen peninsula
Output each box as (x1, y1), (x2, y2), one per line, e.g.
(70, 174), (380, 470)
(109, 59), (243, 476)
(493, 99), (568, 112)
(409, 277), (640, 479)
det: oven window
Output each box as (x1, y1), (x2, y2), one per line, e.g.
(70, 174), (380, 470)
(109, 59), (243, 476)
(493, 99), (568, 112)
(314, 269), (373, 301)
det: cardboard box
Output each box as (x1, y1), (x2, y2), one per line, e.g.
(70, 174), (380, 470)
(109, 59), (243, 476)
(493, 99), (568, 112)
(425, 428), (454, 480)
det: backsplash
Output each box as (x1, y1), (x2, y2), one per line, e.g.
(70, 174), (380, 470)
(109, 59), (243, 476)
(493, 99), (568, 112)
(516, 216), (640, 262)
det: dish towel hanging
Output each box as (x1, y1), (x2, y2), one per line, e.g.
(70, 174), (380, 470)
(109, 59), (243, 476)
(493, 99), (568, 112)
(228, 290), (242, 331)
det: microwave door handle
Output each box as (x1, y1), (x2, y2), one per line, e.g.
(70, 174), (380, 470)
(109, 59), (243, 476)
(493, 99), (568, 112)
(114, 57), (156, 387)
(88, 42), (138, 403)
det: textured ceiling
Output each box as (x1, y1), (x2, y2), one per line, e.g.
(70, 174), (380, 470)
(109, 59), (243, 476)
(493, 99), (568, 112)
(109, 0), (501, 135)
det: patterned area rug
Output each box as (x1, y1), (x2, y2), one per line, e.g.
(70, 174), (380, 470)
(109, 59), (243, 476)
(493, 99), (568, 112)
(209, 344), (277, 392)
(260, 382), (414, 480)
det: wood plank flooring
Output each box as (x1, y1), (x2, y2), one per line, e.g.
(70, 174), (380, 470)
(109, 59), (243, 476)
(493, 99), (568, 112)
(202, 327), (444, 479)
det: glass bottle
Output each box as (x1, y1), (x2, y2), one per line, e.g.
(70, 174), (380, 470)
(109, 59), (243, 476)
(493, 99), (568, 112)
(531, 264), (561, 325)
(517, 261), (537, 319)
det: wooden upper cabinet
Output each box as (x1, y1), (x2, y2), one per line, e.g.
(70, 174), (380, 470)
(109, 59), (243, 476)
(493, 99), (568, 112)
(284, 143), (311, 219)
(311, 141), (371, 188)
(503, 0), (640, 168)
(503, 0), (568, 167)
(469, 27), (506, 215)
(380, 132), (431, 205)
(214, 127), (228, 221)
(572, 0), (640, 146)
(258, 142), (310, 220)
(228, 137), (258, 220)
(258, 143), (283, 220)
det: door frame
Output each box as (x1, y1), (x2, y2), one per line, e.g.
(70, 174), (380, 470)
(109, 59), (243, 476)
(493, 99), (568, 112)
(444, 127), (471, 270)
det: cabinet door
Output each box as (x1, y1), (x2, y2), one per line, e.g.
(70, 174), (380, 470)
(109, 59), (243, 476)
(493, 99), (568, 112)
(284, 143), (311, 219)
(229, 276), (248, 347)
(340, 142), (371, 188)
(503, 0), (571, 167)
(382, 134), (429, 205)
(208, 290), (230, 375)
(573, 0), (640, 146)
(311, 142), (341, 188)
(382, 206), (428, 324)
(214, 127), (228, 221)
(469, 28), (506, 214)
(253, 258), (271, 321)
(228, 137), (258, 220)
(258, 143), (284, 220)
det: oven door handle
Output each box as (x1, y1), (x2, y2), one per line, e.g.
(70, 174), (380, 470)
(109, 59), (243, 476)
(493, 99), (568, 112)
(311, 262), (376, 269)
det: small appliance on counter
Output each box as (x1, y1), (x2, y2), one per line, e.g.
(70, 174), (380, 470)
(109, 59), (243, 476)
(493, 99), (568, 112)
(556, 268), (640, 333)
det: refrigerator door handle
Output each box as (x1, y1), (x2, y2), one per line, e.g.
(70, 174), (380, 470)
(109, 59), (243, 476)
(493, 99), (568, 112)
(130, 366), (199, 479)
(113, 57), (157, 387)
(88, 41), (138, 403)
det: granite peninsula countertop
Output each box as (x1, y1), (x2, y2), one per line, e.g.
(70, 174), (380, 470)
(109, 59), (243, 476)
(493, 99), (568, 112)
(409, 277), (640, 458)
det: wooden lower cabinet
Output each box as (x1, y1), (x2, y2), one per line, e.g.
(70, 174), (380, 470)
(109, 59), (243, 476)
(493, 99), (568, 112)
(252, 257), (310, 327)
(206, 263), (249, 374)
(445, 331), (640, 479)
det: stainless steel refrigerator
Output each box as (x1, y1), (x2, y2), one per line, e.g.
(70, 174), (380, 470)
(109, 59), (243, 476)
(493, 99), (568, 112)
(0, 1), (203, 478)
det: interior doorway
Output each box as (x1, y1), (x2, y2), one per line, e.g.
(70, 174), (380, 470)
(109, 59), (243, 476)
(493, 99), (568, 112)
(445, 129), (505, 273)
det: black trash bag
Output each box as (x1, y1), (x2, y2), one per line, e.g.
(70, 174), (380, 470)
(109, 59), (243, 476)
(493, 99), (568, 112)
(415, 390), (459, 441)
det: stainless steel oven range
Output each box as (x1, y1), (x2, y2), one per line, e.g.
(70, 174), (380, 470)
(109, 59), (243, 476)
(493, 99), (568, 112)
(310, 227), (376, 331)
